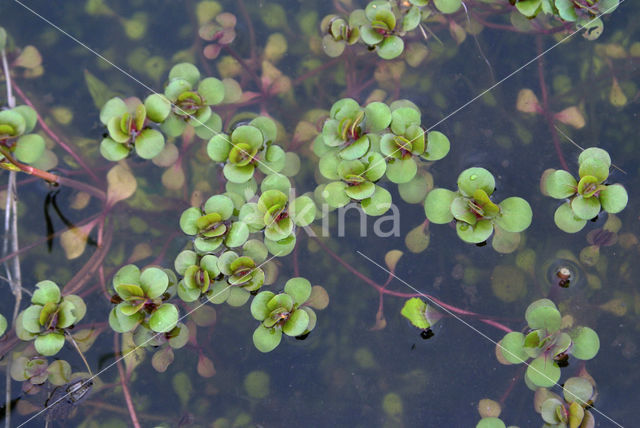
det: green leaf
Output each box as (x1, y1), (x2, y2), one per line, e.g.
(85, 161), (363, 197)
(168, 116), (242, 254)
(386, 158), (417, 184)
(457, 167), (495, 197)
(144, 94), (171, 123)
(34, 332), (65, 356)
(284, 278), (312, 306)
(362, 185), (392, 216)
(377, 35), (404, 60)
(578, 157), (609, 182)
(140, 267), (169, 298)
(400, 298), (429, 329)
(100, 137), (130, 161)
(149, 303), (179, 333)
(198, 77), (225, 105)
(204, 194), (235, 219)
(223, 163), (255, 183)
(554, 202), (586, 233)
(540, 398), (565, 424)
(364, 102), (391, 133)
(499, 332), (528, 364)
(555, 0), (578, 21)
(525, 299), (561, 332)
(169, 62), (200, 87)
(109, 307), (142, 332)
(476, 418), (506, 428)
(226, 287), (251, 307)
(0, 314), (6, 337)
(569, 326), (599, 360)
(495, 197), (532, 233)
(599, 184), (628, 213)
(526, 355), (560, 387)
(515, 0), (542, 17)
(251, 291), (275, 320)
(15, 134), (45, 164)
(32, 280), (60, 305)
(424, 188), (456, 224)
(322, 181), (350, 208)
(264, 234), (296, 257)
(250, 116), (277, 144)
(423, 131), (450, 161)
(434, 0), (462, 14)
(22, 305), (43, 333)
(403, 6), (422, 32)
(207, 134), (232, 162)
(456, 219), (493, 244)
(570, 195), (601, 220)
(543, 169), (577, 199)
(360, 26), (384, 45)
(563, 377), (593, 405)
(225, 221), (249, 247)
(134, 129), (165, 159)
(113, 265), (142, 291)
(253, 325), (282, 352)
(174, 250), (197, 275)
(283, 309), (309, 336)
(290, 196), (316, 227)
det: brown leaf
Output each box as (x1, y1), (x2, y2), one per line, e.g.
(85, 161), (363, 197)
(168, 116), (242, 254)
(106, 163), (137, 206)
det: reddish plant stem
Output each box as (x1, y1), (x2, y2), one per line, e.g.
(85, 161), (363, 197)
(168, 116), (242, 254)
(114, 334), (142, 428)
(293, 57), (342, 86)
(293, 241), (300, 277)
(151, 230), (181, 266)
(237, 0), (256, 61)
(312, 236), (512, 331)
(63, 219), (113, 295)
(0, 149), (106, 200)
(536, 36), (569, 171)
(223, 45), (262, 90)
(11, 80), (101, 184)
(499, 365), (527, 404)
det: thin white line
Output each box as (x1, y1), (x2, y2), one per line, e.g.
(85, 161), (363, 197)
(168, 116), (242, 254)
(12, 0), (281, 177)
(355, 0), (626, 181)
(18, 251), (281, 427)
(357, 250), (624, 428)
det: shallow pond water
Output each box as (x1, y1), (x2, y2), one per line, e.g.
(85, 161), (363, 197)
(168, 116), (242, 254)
(1, 0), (639, 427)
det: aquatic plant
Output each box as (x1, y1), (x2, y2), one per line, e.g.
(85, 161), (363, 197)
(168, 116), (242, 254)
(497, 299), (600, 388)
(0, 0), (633, 423)
(316, 98), (450, 215)
(424, 167), (532, 250)
(250, 277), (327, 352)
(15, 281), (85, 356)
(541, 147), (628, 233)
(320, 0), (463, 59)
(108, 264), (179, 334)
(400, 297), (442, 338)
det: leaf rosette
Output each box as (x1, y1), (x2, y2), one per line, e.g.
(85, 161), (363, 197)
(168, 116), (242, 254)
(424, 167), (532, 248)
(16, 280), (86, 356)
(109, 264), (179, 334)
(0, 105), (46, 164)
(179, 194), (249, 252)
(159, 62), (225, 137)
(541, 147), (628, 233)
(250, 278), (327, 352)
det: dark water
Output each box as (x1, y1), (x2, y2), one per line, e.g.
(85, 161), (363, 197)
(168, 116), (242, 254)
(1, 0), (639, 427)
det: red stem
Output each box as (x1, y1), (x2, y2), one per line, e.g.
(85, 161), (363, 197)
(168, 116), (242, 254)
(312, 236), (512, 330)
(293, 57), (342, 86)
(114, 334), (142, 428)
(11, 80), (102, 183)
(536, 36), (569, 171)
